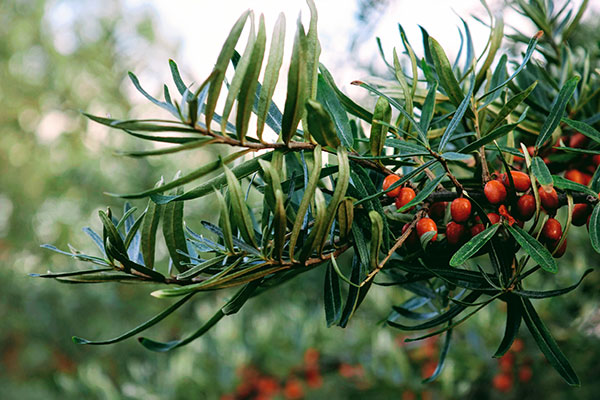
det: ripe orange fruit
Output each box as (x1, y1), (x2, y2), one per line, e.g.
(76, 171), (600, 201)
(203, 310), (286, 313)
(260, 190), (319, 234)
(568, 132), (587, 148)
(484, 180), (507, 204)
(542, 218), (562, 242)
(450, 198), (472, 222)
(502, 171), (531, 192)
(283, 378), (304, 400)
(416, 218), (438, 242)
(564, 169), (586, 185)
(487, 212), (501, 225)
(395, 187), (416, 210)
(401, 223), (418, 247)
(382, 174), (401, 197)
(492, 373), (513, 393)
(593, 154), (600, 166)
(518, 366), (533, 383)
(446, 222), (465, 245)
(538, 186), (559, 211)
(572, 204), (591, 226)
(516, 194), (535, 221)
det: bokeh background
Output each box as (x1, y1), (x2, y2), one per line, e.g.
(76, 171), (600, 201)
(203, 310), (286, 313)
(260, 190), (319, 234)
(1, 0), (599, 399)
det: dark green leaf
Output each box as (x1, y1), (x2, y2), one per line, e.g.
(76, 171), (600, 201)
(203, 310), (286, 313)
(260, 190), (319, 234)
(514, 269), (593, 298)
(324, 262), (342, 327)
(520, 297), (580, 386)
(535, 76), (580, 149)
(493, 294), (522, 357)
(505, 223), (557, 273)
(397, 174), (445, 212)
(422, 327), (452, 383)
(281, 17), (307, 144)
(449, 223), (499, 267)
(438, 74), (474, 152)
(561, 117), (600, 144)
(316, 74), (353, 148)
(552, 175), (597, 196)
(589, 204), (600, 253)
(531, 156), (553, 186)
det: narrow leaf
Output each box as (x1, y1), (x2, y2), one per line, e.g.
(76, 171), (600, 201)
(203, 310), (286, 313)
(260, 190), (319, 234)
(535, 76), (580, 149)
(506, 223), (558, 273)
(449, 223), (500, 267)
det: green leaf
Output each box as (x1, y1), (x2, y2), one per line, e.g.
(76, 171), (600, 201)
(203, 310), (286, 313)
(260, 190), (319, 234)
(30, 267), (113, 278)
(429, 37), (464, 107)
(552, 175), (597, 196)
(168, 59), (187, 95)
(397, 173), (445, 213)
(257, 13), (285, 140)
(561, 117), (600, 144)
(474, 11), (503, 91)
(478, 32), (540, 101)
(520, 297), (580, 386)
(127, 72), (178, 117)
(318, 63), (372, 123)
(459, 109), (528, 154)
(419, 81), (438, 139)
(324, 261), (342, 327)
(214, 190), (235, 254)
(483, 81), (537, 135)
(141, 182), (163, 270)
(205, 10), (251, 129)
(162, 193), (189, 274)
(289, 146), (322, 260)
(224, 165), (257, 248)
(140, 281), (259, 352)
(370, 97), (392, 158)
(505, 223), (557, 273)
(449, 223), (500, 267)
(305, 99), (341, 148)
(73, 293), (195, 345)
(368, 211), (383, 270)
(176, 255), (227, 280)
(116, 137), (214, 158)
(531, 156), (553, 186)
(514, 269), (593, 298)
(98, 209), (127, 256)
(273, 188), (286, 261)
(281, 16), (308, 144)
(535, 76), (580, 149)
(438, 75), (474, 152)
(150, 152), (272, 204)
(422, 327), (452, 383)
(589, 204), (600, 253)
(108, 150), (250, 199)
(316, 74), (353, 148)
(236, 15), (266, 143)
(493, 294), (522, 357)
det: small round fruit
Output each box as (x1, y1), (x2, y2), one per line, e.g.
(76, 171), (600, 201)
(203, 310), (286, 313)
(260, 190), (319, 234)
(484, 180), (507, 204)
(470, 223), (485, 237)
(518, 366), (533, 383)
(549, 238), (567, 258)
(564, 169), (586, 185)
(487, 212), (500, 225)
(492, 373), (513, 393)
(538, 186), (559, 212)
(429, 202), (447, 219)
(446, 222), (465, 245)
(568, 132), (587, 148)
(382, 174), (401, 197)
(502, 171), (531, 192)
(395, 187), (416, 210)
(416, 218), (438, 242)
(542, 218), (562, 242)
(572, 204), (591, 226)
(594, 154), (600, 166)
(451, 198), (472, 223)
(516, 194), (535, 221)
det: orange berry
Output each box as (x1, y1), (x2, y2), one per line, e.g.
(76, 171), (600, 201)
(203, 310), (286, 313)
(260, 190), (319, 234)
(593, 154), (600, 166)
(572, 204), (591, 226)
(516, 194), (535, 221)
(470, 223), (485, 237)
(549, 238), (567, 258)
(305, 368), (322, 389)
(498, 204), (516, 226)
(485, 180), (507, 204)
(492, 373), (513, 393)
(283, 378), (304, 400)
(487, 212), (501, 225)
(518, 366), (533, 383)
(416, 218), (438, 242)
(446, 222), (465, 245)
(395, 187), (416, 210)
(510, 338), (524, 353)
(502, 171), (531, 192)
(382, 174), (401, 197)
(304, 348), (319, 366)
(450, 198), (472, 222)
(568, 132), (587, 148)
(542, 218), (562, 242)
(565, 169), (586, 185)
(429, 201), (447, 219)
(538, 186), (559, 211)
(498, 352), (515, 372)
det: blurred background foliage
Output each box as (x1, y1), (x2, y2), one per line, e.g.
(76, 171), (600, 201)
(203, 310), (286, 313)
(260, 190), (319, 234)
(1, 0), (599, 399)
